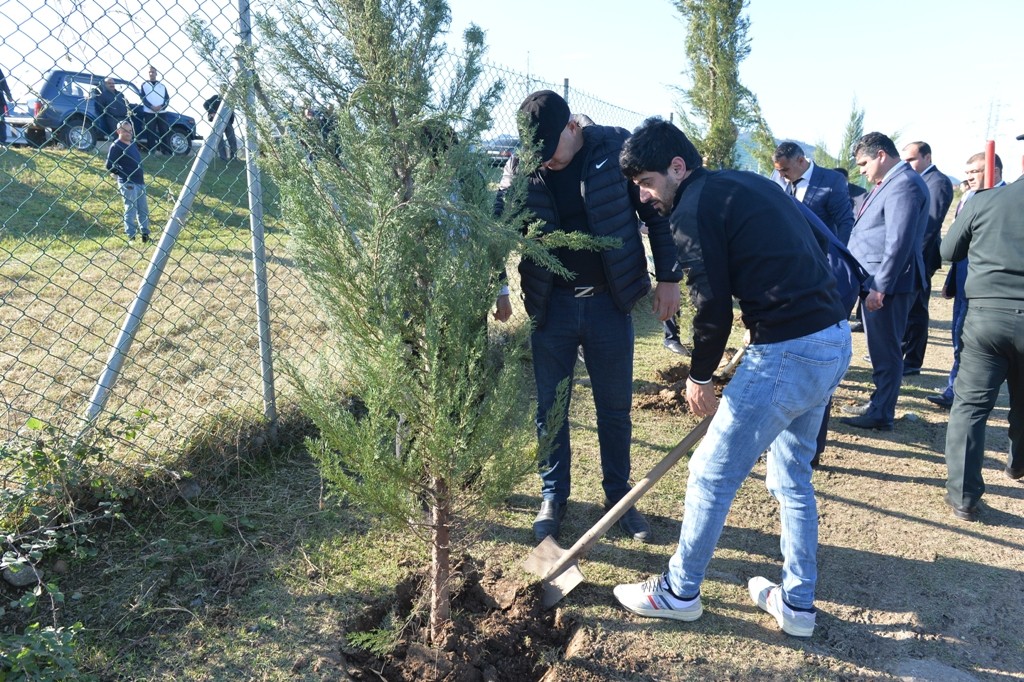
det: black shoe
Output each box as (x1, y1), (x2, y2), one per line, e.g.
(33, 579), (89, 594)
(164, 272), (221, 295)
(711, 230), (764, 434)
(1006, 466), (1024, 481)
(810, 454), (821, 469)
(141, 233), (150, 244)
(606, 501), (651, 542)
(838, 415), (894, 431)
(841, 403), (871, 416)
(533, 500), (567, 542)
(902, 366), (921, 376)
(927, 393), (953, 409)
(944, 495), (979, 522)
(663, 339), (690, 356)
(849, 321), (864, 333)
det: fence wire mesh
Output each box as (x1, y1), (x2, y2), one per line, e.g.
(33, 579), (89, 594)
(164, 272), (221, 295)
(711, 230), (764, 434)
(0, 0), (661, 494)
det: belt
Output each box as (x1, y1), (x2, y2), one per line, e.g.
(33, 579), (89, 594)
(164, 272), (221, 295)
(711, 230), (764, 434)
(571, 284), (608, 298)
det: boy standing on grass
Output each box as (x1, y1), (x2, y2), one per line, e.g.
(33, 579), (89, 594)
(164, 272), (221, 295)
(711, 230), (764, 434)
(105, 120), (151, 243)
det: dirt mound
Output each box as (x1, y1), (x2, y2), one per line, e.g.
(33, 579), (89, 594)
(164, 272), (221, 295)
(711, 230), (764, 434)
(633, 354), (733, 413)
(342, 558), (572, 681)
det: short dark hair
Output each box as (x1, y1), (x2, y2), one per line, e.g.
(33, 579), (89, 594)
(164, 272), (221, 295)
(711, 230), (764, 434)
(906, 141), (931, 156)
(966, 151), (1003, 171)
(772, 141), (804, 162)
(832, 166), (849, 180)
(853, 132), (899, 159)
(619, 117), (702, 179)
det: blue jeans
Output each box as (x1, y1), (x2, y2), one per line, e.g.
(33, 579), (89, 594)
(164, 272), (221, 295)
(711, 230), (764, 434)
(532, 288), (634, 504)
(118, 182), (150, 237)
(666, 322), (851, 609)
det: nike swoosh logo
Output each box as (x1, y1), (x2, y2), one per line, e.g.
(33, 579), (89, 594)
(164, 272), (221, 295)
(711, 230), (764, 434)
(595, 159), (607, 169)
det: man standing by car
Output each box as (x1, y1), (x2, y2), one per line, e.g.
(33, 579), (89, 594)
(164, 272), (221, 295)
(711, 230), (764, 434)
(493, 91), (681, 544)
(140, 66), (171, 155)
(95, 78), (128, 140)
(0, 67), (13, 147)
(105, 120), (151, 243)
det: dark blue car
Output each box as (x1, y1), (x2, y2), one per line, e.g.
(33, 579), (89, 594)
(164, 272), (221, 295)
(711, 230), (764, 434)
(28, 69), (202, 154)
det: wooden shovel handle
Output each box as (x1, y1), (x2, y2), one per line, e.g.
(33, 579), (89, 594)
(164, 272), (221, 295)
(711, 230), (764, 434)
(542, 416), (712, 580)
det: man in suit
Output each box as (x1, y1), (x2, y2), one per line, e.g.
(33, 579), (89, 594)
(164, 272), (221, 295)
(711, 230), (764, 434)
(772, 142), (855, 244)
(928, 153), (1005, 408)
(940, 179), (1024, 522)
(900, 141), (954, 376)
(840, 132), (929, 430)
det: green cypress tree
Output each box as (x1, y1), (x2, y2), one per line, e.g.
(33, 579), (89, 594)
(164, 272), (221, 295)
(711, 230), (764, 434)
(673, 0), (763, 169)
(238, 0), (578, 645)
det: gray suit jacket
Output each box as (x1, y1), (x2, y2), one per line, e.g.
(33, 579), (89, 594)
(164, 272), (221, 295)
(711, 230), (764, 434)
(848, 162), (929, 295)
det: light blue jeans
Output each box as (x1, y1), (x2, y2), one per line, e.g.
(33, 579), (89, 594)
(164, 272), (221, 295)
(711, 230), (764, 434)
(118, 182), (150, 238)
(666, 321), (851, 609)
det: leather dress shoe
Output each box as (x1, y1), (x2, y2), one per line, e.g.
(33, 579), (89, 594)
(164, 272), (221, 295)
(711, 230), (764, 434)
(902, 366), (921, 376)
(533, 500), (567, 541)
(605, 501), (651, 542)
(841, 403), (872, 416)
(1006, 465), (1024, 481)
(944, 496), (979, 522)
(838, 415), (894, 431)
(849, 321), (864, 333)
(927, 393), (954, 409)
(663, 339), (690, 356)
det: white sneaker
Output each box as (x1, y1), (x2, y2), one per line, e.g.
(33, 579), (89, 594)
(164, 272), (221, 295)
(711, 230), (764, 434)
(748, 576), (815, 637)
(613, 574), (703, 621)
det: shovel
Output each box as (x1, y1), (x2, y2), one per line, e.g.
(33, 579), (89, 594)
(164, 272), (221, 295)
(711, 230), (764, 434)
(713, 344), (746, 381)
(523, 416), (711, 608)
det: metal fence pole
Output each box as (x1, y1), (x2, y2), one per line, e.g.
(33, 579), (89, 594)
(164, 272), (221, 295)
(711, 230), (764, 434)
(238, 0), (277, 439)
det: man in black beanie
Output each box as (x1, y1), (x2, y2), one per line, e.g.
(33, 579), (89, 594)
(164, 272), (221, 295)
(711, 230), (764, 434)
(493, 90), (681, 543)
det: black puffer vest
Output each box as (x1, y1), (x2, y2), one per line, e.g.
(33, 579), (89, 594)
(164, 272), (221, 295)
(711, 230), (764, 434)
(496, 125), (651, 327)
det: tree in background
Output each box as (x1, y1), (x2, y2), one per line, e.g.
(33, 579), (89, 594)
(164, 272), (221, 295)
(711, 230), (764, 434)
(814, 100), (866, 184)
(673, 0), (766, 169)
(208, 0), (575, 646)
(742, 96), (777, 175)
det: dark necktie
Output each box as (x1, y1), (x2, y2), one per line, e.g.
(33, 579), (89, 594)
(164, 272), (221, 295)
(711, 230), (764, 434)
(788, 178), (802, 197)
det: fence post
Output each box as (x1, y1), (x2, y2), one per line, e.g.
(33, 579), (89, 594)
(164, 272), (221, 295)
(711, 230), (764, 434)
(238, 0), (278, 441)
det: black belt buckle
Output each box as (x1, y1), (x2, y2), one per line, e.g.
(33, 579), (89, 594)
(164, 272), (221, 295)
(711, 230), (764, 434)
(574, 286), (595, 298)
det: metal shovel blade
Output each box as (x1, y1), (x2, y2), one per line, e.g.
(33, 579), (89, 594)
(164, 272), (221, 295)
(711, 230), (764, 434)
(523, 536), (586, 608)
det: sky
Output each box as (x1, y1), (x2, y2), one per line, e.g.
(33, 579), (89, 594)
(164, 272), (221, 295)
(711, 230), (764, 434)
(444, 0), (1024, 179)
(2, 0), (1022, 179)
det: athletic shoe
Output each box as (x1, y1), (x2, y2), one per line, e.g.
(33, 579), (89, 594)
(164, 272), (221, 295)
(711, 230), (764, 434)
(613, 574), (703, 621)
(748, 576), (815, 637)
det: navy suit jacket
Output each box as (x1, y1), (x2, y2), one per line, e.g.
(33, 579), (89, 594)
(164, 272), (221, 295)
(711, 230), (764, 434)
(802, 165), (855, 245)
(848, 162), (929, 295)
(919, 165), (954, 275)
(772, 165), (855, 244)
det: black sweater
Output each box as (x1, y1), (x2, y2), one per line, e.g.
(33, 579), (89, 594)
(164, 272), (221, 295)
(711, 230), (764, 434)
(673, 168), (846, 381)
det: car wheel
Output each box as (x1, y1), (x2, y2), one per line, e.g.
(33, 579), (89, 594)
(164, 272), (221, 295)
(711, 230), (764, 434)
(168, 128), (192, 155)
(62, 120), (97, 151)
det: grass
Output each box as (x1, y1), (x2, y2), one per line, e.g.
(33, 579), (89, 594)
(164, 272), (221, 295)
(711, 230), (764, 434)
(0, 143), (324, 474)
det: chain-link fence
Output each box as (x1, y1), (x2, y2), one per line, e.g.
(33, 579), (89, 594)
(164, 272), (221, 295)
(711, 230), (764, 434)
(0, 0), (662, 492)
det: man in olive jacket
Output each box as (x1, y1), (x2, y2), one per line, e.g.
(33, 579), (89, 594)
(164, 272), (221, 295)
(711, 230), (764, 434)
(940, 179), (1024, 522)
(494, 90), (681, 543)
